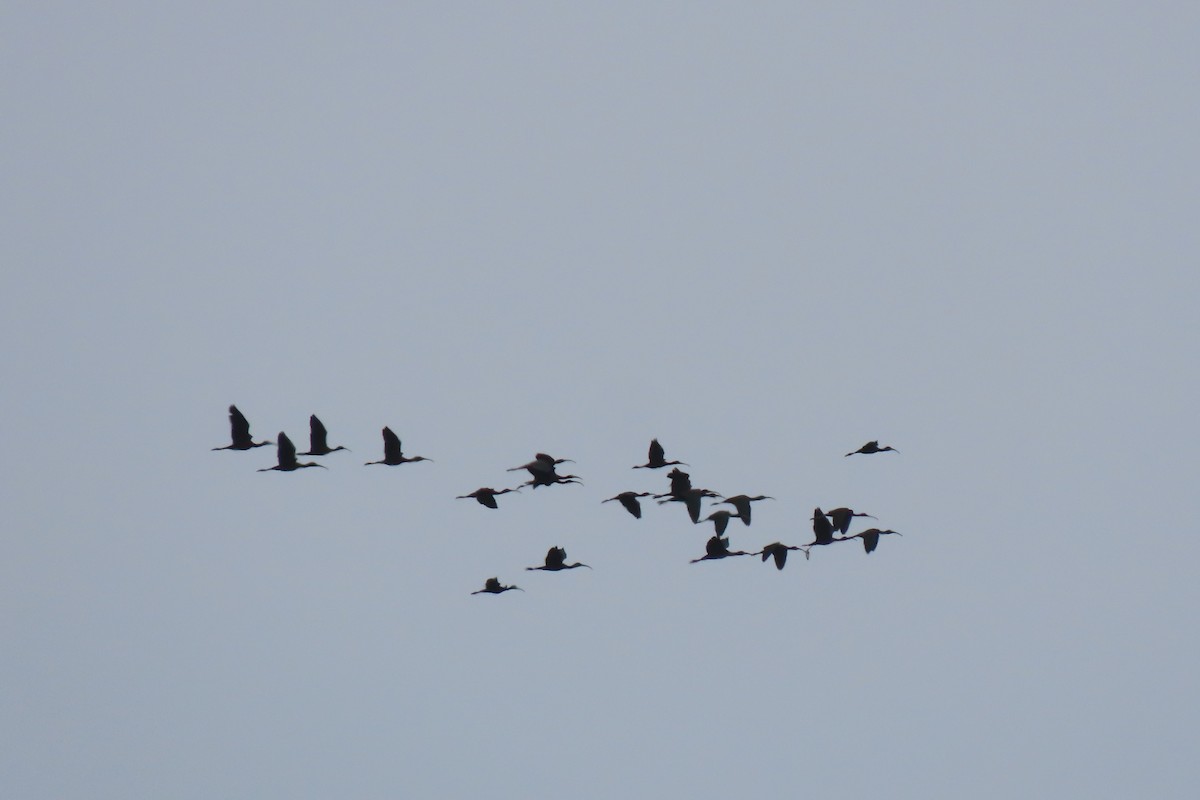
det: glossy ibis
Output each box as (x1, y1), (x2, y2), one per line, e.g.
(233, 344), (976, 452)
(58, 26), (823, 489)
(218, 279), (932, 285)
(715, 494), (774, 526)
(472, 577), (524, 595)
(257, 432), (326, 472)
(690, 535), (752, 563)
(845, 440), (899, 456)
(212, 405), (271, 451)
(526, 546), (591, 571)
(633, 438), (688, 469)
(300, 414), (348, 456)
(602, 491), (653, 519)
(825, 507), (876, 535)
(456, 487), (520, 509)
(365, 427), (432, 466)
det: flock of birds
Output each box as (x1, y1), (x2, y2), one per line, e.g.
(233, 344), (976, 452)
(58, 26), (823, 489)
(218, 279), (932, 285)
(213, 405), (902, 596)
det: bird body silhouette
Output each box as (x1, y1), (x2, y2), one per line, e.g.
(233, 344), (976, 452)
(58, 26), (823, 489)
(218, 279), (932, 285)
(702, 509), (742, 535)
(603, 491), (653, 519)
(801, 507), (851, 558)
(690, 535), (751, 563)
(472, 577), (523, 595)
(657, 487), (721, 524)
(846, 528), (902, 553)
(213, 405), (271, 451)
(526, 546), (591, 571)
(257, 432), (326, 472)
(507, 453), (574, 476)
(825, 507), (876, 534)
(845, 440), (899, 456)
(456, 487), (519, 509)
(716, 494), (774, 526)
(633, 438), (687, 469)
(300, 414), (348, 456)
(756, 541), (804, 570)
(365, 427), (431, 466)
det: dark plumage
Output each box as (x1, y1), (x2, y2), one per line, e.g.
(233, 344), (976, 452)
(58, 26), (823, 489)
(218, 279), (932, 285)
(471, 577), (523, 595)
(212, 405), (271, 451)
(603, 491), (653, 519)
(300, 414), (348, 456)
(845, 440), (899, 456)
(716, 494), (774, 526)
(690, 535), (752, 563)
(633, 438), (688, 469)
(456, 487), (519, 509)
(702, 509), (741, 535)
(756, 541), (804, 570)
(257, 432), (326, 473)
(365, 427), (432, 466)
(825, 507), (876, 535)
(526, 546), (591, 572)
(846, 528), (902, 554)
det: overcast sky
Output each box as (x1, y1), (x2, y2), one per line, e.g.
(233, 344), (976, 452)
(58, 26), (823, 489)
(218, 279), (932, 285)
(3, 3), (1198, 798)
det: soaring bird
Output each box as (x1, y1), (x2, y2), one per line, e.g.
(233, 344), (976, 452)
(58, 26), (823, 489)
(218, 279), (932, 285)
(213, 405), (271, 451)
(507, 453), (574, 477)
(845, 440), (899, 456)
(471, 577), (524, 595)
(845, 528), (902, 554)
(633, 438), (688, 469)
(526, 546), (591, 572)
(520, 469), (583, 489)
(365, 427), (432, 466)
(756, 541), (804, 570)
(456, 487), (520, 509)
(801, 507), (851, 558)
(690, 535), (752, 563)
(657, 487), (722, 524)
(300, 414), (348, 456)
(825, 507), (876, 535)
(715, 494), (774, 526)
(702, 509), (742, 535)
(602, 491), (654, 519)
(257, 432), (327, 473)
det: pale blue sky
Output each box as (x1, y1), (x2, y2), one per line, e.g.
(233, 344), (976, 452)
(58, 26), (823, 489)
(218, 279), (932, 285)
(3, 3), (1198, 798)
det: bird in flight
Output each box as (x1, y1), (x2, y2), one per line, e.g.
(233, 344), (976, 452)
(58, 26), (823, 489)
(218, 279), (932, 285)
(602, 491), (654, 519)
(300, 415), (349, 456)
(471, 577), (524, 595)
(715, 494), (774, 526)
(365, 427), (432, 466)
(845, 440), (899, 456)
(756, 541), (804, 570)
(801, 507), (851, 558)
(456, 487), (520, 509)
(212, 405), (271, 451)
(701, 509), (741, 535)
(633, 438), (688, 469)
(257, 432), (327, 473)
(526, 546), (591, 572)
(690, 535), (752, 564)
(825, 507), (876, 535)
(844, 528), (902, 554)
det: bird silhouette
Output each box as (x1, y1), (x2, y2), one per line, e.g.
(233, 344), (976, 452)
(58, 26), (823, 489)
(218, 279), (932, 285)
(845, 528), (902, 554)
(715, 494), (774, 526)
(299, 414), (349, 456)
(633, 438), (688, 469)
(801, 507), (851, 558)
(756, 541), (804, 570)
(456, 487), (520, 509)
(702, 509), (742, 535)
(657, 487), (722, 524)
(365, 427), (432, 466)
(507, 453), (574, 476)
(212, 405), (272, 451)
(845, 440), (899, 456)
(520, 469), (583, 489)
(526, 546), (591, 571)
(257, 432), (327, 472)
(690, 535), (752, 563)
(825, 507), (876, 535)
(602, 491), (653, 519)
(471, 577), (524, 595)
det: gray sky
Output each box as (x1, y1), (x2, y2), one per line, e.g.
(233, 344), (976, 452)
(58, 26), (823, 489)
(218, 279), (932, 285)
(3, 3), (1198, 798)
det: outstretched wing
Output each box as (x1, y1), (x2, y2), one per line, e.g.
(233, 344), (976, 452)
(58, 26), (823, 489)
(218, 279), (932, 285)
(229, 405), (252, 446)
(381, 427), (403, 460)
(648, 438), (665, 464)
(277, 432), (297, 467)
(309, 415), (329, 450)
